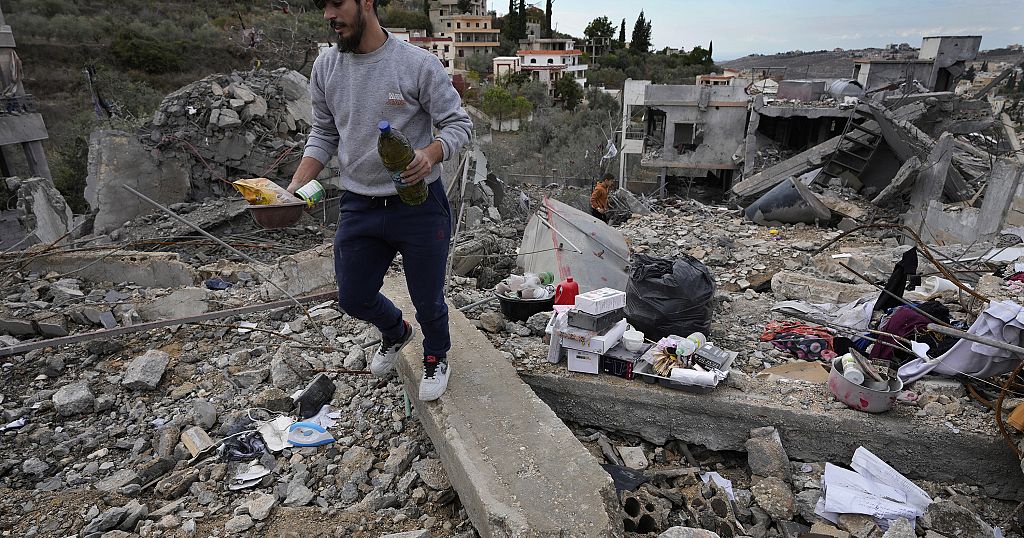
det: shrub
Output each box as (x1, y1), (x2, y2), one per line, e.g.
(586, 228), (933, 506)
(109, 30), (185, 74)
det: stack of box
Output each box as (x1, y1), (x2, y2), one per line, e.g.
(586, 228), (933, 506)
(558, 288), (628, 374)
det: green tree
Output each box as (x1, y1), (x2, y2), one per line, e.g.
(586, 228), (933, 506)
(629, 10), (651, 54)
(554, 76), (583, 110)
(584, 16), (615, 40)
(110, 30), (185, 74)
(511, 79), (551, 108)
(618, 18), (626, 48)
(516, 0), (528, 41)
(466, 51), (496, 75)
(381, 7), (433, 32)
(544, 0), (553, 38)
(482, 84), (517, 124)
(513, 95), (533, 119)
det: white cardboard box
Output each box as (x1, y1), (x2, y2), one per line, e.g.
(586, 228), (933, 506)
(559, 318), (628, 355)
(574, 288), (626, 315)
(567, 348), (601, 374)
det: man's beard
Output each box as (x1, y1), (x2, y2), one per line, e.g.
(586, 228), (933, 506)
(333, 9), (365, 52)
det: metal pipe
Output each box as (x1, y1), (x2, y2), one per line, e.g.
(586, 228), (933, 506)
(925, 323), (1024, 356)
(533, 211), (583, 254)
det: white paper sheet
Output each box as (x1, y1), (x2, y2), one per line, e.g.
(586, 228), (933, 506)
(814, 447), (932, 529)
(700, 472), (735, 501)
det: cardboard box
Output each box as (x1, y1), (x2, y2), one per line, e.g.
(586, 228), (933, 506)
(559, 318), (628, 355)
(574, 288), (626, 315)
(567, 348), (600, 374)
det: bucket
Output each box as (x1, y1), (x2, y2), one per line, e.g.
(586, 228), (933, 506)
(744, 177), (832, 226)
(295, 180), (325, 207)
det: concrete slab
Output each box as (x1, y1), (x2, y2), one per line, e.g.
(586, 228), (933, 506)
(521, 372), (1023, 501)
(383, 277), (620, 537)
(7, 250), (198, 288)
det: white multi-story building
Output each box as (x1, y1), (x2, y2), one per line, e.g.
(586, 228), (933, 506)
(517, 36), (587, 95)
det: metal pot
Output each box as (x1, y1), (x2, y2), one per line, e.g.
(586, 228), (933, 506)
(827, 357), (903, 413)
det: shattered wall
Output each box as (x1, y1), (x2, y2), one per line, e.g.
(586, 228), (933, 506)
(12, 176), (73, 245)
(642, 84), (748, 173)
(142, 68), (323, 199)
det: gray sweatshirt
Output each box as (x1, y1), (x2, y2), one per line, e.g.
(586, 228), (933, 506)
(303, 33), (472, 197)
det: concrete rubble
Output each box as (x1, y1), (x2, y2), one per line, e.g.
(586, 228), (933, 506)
(1, 37), (1023, 538)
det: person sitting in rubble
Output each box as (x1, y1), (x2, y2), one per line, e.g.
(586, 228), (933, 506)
(287, 0), (472, 402)
(590, 173), (614, 223)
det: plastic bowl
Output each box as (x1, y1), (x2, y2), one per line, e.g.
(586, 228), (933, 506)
(248, 202), (306, 229)
(622, 329), (645, 352)
(827, 357), (904, 413)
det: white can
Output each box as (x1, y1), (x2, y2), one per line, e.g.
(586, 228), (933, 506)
(295, 180), (325, 207)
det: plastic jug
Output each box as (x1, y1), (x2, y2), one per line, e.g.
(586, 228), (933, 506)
(554, 276), (579, 306)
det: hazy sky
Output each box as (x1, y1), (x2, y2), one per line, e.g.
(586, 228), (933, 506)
(495, 0), (1024, 61)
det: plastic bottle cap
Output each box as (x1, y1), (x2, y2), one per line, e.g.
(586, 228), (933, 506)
(378, 120), (391, 133)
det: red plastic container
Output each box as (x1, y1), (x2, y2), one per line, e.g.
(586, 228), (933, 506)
(554, 276), (579, 306)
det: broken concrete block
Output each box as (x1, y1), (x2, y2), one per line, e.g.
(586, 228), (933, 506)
(86, 130), (190, 234)
(14, 177), (74, 245)
(259, 244), (335, 300)
(18, 251), (198, 288)
(228, 82), (257, 103)
(123, 350), (171, 391)
(30, 312), (68, 337)
(922, 500), (995, 538)
(52, 382), (95, 416)
(745, 427), (790, 480)
(138, 288), (211, 321)
(616, 446), (649, 470)
(0, 317), (36, 336)
(771, 271), (876, 303)
(216, 108), (242, 128)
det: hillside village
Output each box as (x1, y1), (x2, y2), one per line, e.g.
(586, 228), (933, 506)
(2, 1), (1024, 537)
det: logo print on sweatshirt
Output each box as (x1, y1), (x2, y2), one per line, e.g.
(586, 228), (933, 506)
(385, 92), (408, 106)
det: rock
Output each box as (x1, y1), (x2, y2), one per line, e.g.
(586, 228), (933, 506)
(217, 108), (242, 127)
(412, 458), (450, 491)
(283, 480), (314, 507)
(384, 441), (417, 475)
(82, 505), (130, 535)
(525, 312), (551, 335)
(750, 476), (793, 520)
(21, 458), (49, 476)
(810, 521), (851, 538)
(137, 288), (211, 321)
(240, 492), (276, 521)
(745, 427), (790, 479)
(191, 399), (218, 430)
(155, 468), (200, 500)
(882, 518), (916, 538)
(337, 445), (375, 483)
(465, 206), (484, 228)
(658, 528), (720, 538)
(52, 382), (95, 416)
(922, 500), (994, 538)
(224, 514), (254, 534)
(270, 356), (301, 390)
(479, 311), (504, 333)
(119, 500), (148, 532)
(95, 469), (140, 492)
(793, 488), (821, 522)
(232, 369), (268, 388)
(838, 513), (882, 538)
(253, 387), (294, 413)
(122, 350), (170, 390)
(343, 347), (366, 370)
(616, 446), (649, 470)
(381, 531), (433, 538)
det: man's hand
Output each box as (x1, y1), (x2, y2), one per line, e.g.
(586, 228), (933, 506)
(400, 142), (443, 185)
(288, 156), (326, 194)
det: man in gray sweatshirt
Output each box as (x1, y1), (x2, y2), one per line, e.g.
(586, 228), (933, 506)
(288, 0), (472, 401)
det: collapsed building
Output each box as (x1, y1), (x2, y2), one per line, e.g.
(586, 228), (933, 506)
(3, 26), (1024, 538)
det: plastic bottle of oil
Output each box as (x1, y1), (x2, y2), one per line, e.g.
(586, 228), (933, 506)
(377, 120), (427, 205)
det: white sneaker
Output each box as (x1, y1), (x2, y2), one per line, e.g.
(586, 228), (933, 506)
(369, 321), (414, 378)
(419, 355), (450, 402)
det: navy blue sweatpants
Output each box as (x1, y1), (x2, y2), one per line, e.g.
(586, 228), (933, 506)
(333, 179), (452, 358)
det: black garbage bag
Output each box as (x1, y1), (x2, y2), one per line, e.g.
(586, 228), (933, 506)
(624, 253), (715, 341)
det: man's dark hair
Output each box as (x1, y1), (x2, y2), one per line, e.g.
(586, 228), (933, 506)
(602, 173), (615, 181)
(314, 0), (380, 14)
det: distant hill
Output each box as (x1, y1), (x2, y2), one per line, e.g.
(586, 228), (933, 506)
(721, 46), (1024, 79)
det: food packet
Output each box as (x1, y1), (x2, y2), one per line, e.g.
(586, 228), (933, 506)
(231, 178), (302, 205)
